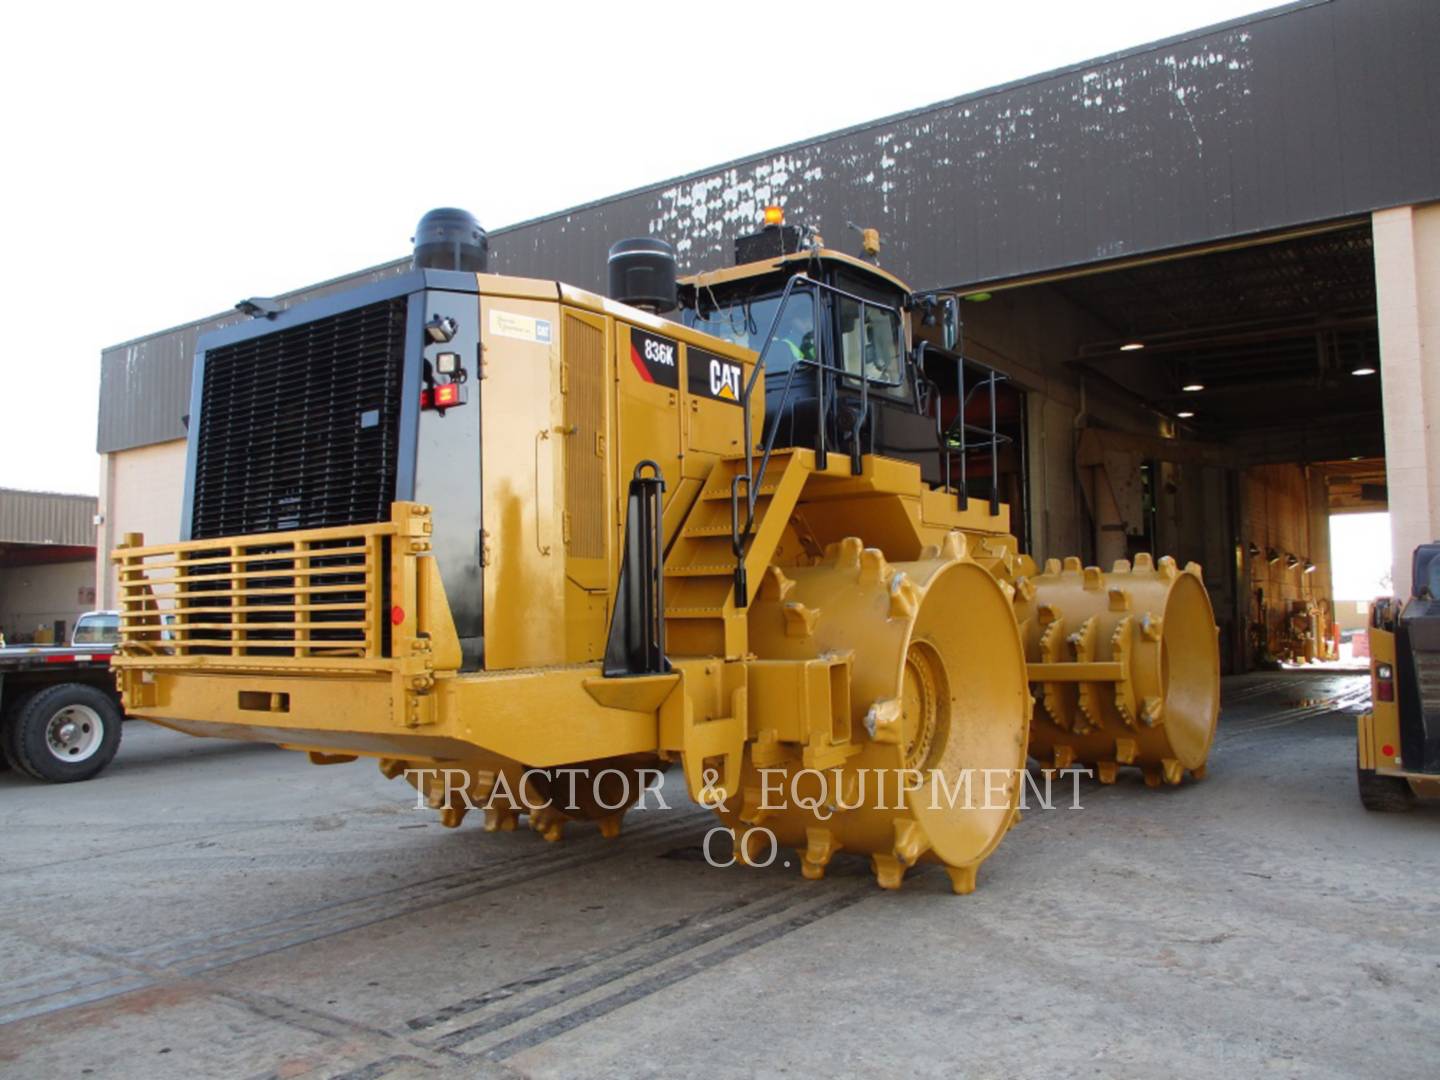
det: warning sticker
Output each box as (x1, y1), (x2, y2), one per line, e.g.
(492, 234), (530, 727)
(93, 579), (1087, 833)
(628, 327), (679, 389)
(490, 309), (553, 344)
(687, 347), (744, 406)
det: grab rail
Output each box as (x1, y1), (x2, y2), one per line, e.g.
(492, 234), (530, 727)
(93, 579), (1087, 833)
(728, 275), (900, 604)
(725, 276), (1013, 604)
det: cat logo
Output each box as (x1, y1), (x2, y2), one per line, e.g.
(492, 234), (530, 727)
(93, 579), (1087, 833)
(709, 359), (742, 400)
(688, 347), (744, 407)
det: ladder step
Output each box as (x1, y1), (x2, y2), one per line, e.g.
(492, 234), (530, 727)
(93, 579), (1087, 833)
(701, 484), (779, 501)
(664, 564), (736, 578)
(664, 607), (726, 619)
(681, 523), (735, 538)
(671, 535), (733, 555)
(712, 450), (792, 473)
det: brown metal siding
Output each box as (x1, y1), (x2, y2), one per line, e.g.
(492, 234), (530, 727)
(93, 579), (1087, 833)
(0, 489), (98, 547)
(491, 0), (1439, 295)
(97, 0), (1440, 455)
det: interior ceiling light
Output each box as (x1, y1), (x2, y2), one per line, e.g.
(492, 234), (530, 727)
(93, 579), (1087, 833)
(1351, 366), (1377, 376)
(1303, 559), (1317, 574)
(1285, 553), (1300, 570)
(1120, 341), (1145, 352)
(1182, 382), (1205, 392)
(1247, 542), (1261, 559)
(1267, 548), (1281, 564)
(1177, 410), (1195, 419)
(963, 292), (993, 302)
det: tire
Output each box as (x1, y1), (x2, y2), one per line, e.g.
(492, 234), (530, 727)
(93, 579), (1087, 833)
(1357, 757), (1415, 813)
(7, 684), (123, 783)
(0, 689), (38, 772)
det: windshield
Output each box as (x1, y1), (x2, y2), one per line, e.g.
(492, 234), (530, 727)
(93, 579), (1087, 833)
(73, 613), (119, 645)
(684, 291), (816, 376)
(684, 275), (908, 394)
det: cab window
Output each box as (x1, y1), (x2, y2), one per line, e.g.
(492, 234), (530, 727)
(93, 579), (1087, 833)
(684, 292), (816, 377)
(838, 295), (904, 385)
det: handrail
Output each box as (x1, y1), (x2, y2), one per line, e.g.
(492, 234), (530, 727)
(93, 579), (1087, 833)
(913, 341), (1012, 515)
(604, 460), (669, 677)
(728, 274), (906, 604)
(723, 276), (1014, 603)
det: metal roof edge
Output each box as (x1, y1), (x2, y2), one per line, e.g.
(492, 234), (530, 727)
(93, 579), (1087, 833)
(101, 254), (412, 354)
(486, 1), (1323, 236)
(0, 487), (99, 503)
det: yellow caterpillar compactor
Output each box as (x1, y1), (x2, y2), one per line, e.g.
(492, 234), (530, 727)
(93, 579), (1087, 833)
(113, 208), (1220, 892)
(1356, 543), (1440, 810)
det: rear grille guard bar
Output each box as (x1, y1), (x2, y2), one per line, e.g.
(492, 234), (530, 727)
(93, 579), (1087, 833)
(113, 502), (436, 674)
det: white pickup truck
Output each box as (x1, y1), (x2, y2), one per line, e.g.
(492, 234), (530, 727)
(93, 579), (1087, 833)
(0, 611), (124, 782)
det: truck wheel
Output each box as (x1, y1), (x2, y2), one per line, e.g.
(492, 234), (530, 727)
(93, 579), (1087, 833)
(1357, 756), (1415, 813)
(8, 684), (123, 783)
(0, 689), (38, 771)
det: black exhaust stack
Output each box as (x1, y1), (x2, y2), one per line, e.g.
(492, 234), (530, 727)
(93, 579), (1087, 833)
(608, 238), (678, 314)
(413, 208), (489, 272)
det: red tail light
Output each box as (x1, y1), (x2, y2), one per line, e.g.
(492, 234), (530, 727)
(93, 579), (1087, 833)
(1376, 662), (1395, 702)
(421, 384), (466, 410)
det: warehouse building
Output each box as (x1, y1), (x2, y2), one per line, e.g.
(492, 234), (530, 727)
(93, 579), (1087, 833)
(0, 488), (99, 644)
(96, 0), (1439, 672)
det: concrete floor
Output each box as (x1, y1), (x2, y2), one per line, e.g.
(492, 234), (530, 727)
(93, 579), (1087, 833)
(2, 672), (1438, 1079)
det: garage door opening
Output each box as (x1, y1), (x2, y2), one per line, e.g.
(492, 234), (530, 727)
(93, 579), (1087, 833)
(948, 219), (1386, 674)
(1329, 509), (1393, 665)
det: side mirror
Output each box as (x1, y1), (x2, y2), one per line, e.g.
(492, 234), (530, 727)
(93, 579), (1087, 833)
(939, 296), (960, 351)
(913, 292), (963, 353)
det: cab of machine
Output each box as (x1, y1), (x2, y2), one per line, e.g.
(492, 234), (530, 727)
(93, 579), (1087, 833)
(675, 211), (970, 490)
(677, 234), (917, 405)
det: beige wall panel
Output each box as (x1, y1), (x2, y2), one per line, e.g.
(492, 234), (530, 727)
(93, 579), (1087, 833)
(97, 438), (188, 607)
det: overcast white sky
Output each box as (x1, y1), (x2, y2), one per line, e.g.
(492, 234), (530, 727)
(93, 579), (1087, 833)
(0, 0), (1279, 495)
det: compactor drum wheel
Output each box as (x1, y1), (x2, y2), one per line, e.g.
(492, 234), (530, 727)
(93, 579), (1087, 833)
(1013, 554), (1220, 786)
(731, 534), (1032, 893)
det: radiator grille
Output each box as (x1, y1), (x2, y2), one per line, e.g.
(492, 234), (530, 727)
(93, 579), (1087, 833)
(563, 313), (607, 559)
(191, 297), (409, 539)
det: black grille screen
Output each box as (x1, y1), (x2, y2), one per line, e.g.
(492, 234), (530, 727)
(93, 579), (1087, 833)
(191, 297), (409, 539)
